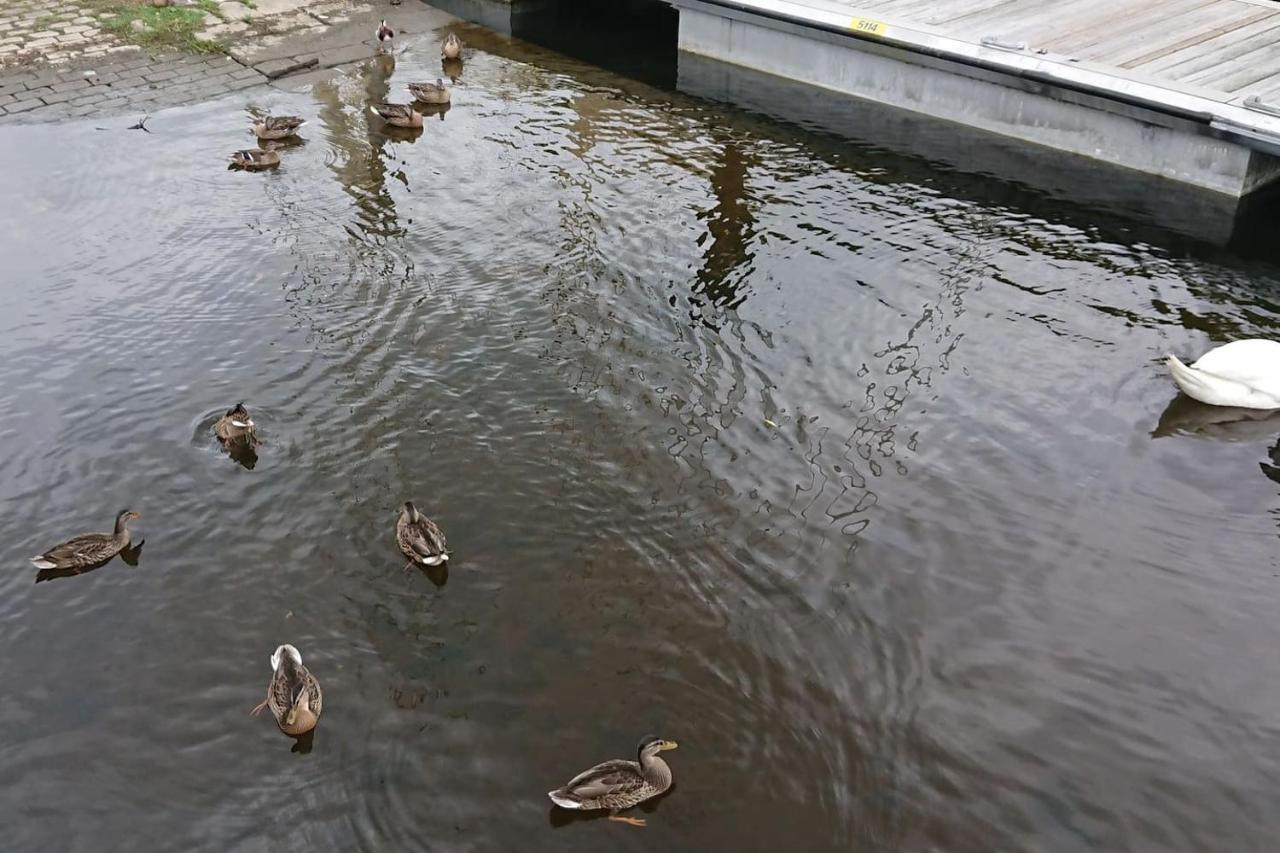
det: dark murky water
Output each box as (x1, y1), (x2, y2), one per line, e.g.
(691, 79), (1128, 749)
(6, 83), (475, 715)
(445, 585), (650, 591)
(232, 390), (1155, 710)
(3, 15), (1280, 853)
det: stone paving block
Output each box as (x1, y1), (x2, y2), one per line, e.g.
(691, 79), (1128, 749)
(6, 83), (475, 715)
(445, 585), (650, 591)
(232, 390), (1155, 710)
(70, 91), (105, 106)
(5, 97), (42, 113)
(39, 88), (84, 104)
(144, 69), (180, 83)
(252, 55), (316, 80)
(0, 79), (26, 96)
(50, 78), (89, 93)
(0, 93), (14, 107)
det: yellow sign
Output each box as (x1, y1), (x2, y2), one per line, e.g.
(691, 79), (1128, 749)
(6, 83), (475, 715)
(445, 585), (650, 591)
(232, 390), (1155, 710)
(849, 17), (887, 36)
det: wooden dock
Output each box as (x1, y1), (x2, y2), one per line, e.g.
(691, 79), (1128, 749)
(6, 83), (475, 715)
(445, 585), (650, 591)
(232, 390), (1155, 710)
(671, 0), (1280, 197)
(814, 0), (1280, 102)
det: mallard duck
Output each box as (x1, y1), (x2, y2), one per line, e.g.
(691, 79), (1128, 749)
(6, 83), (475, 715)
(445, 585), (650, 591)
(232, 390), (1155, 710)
(214, 401), (259, 446)
(251, 644), (323, 736)
(30, 510), (140, 570)
(548, 735), (678, 826)
(228, 147), (280, 171)
(441, 32), (462, 59)
(376, 19), (394, 53)
(369, 103), (423, 129)
(253, 115), (306, 140)
(396, 501), (448, 567)
(408, 79), (450, 105)
(1167, 339), (1280, 409)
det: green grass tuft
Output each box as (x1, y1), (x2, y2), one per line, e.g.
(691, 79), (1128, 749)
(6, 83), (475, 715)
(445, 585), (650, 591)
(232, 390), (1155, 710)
(102, 3), (225, 54)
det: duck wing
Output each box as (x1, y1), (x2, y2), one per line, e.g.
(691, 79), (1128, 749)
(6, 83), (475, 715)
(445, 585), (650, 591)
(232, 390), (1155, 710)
(560, 759), (644, 801)
(265, 115), (305, 133)
(33, 532), (117, 568)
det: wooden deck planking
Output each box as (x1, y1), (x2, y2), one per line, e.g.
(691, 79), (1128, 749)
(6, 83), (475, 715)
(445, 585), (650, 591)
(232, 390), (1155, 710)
(1134, 16), (1280, 76)
(918, 0), (1064, 36)
(919, 0), (1033, 26)
(1044, 0), (1212, 56)
(989, 0), (1173, 49)
(1081, 4), (1274, 65)
(786, 0), (1280, 101)
(1105, 3), (1274, 67)
(1186, 58), (1280, 94)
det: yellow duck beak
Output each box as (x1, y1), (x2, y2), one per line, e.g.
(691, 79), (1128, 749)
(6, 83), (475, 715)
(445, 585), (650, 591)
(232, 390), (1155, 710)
(660, 740), (679, 751)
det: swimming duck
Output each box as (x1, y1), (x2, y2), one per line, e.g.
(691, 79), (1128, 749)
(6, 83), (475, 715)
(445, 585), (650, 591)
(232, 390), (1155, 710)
(214, 402), (259, 446)
(441, 32), (462, 59)
(376, 19), (394, 53)
(228, 147), (280, 170)
(253, 115), (306, 140)
(251, 644), (323, 737)
(30, 510), (140, 570)
(396, 501), (448, 567)
(548, 735), (678, 826)
(408, 79), (450, 105)
(1166, 339), (1280, 409)
(369, 103), (423, 128)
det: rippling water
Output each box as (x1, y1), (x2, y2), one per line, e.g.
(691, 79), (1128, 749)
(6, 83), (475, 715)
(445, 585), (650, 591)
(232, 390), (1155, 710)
(2, 20), (1280, 853)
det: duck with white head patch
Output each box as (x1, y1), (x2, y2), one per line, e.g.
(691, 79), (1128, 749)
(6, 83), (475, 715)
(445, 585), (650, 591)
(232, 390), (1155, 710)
(251, 644), (323, 737)
(376, 19), (394, 53)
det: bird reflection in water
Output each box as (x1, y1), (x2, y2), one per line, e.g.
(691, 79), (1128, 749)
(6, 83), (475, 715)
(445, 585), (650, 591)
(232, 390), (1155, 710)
(442, 57), (462, 82)
(1151, 393), (1280, 441)
(35, 540), (146, 584)
(418, 561), (448, 588)
(290, 729), (315, 755)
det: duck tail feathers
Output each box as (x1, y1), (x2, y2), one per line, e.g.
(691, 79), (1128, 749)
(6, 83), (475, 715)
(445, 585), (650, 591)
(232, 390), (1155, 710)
(30, 556), (56, 569)
(547, 790), (581, 809)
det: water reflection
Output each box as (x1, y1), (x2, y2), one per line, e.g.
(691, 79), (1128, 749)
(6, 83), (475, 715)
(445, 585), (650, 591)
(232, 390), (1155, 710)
(1152, 393), (1280, 440)
(692, 138), (756, 325)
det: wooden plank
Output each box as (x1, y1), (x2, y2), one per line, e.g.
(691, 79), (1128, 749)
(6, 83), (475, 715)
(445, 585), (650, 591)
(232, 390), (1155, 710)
(873, 0), (1001, 21)
(944, 0), (1066, 38)
(989, 0), (1167, 46)
(1243, 74), (1280, 101)
(1083, 4), (1271, 64)
(1117, 5), (1276, 67)
(1137, 17), (1280, 76)
(932, 0), (1029, 25)
(922, 0), (1033, 25)
(1180, 39), (1280, 92)
(1044, 0), (1205, 55)
(1201, 64), (1280, 95)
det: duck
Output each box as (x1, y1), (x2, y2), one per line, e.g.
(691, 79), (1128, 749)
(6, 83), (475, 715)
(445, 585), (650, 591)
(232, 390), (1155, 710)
(253, 115), (306, 140)
(251, 644), (323, 737)
(30, 510), (140, 570)
(547, 735), (678, 826)
(369, 103), (423, 129)
(376, 19), (394, 53)
(441, 32), (462, 59)
(396, 501), (448, 567)
(1166, 339), (1280, 409)
(228, 147), (280, 170)
(214, 402), (259, 446)
(408, 79), (450, 105)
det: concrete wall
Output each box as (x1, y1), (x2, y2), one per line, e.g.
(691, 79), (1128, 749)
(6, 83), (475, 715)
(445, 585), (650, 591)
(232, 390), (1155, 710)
(676, 4), (1277, 197)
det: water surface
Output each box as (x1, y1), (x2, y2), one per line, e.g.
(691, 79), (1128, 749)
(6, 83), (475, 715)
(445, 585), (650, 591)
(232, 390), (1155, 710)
(2, 21), (1280, 853)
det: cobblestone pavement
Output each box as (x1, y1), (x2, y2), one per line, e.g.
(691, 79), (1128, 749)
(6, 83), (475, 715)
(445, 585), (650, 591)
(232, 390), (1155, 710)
(0, 0), (136, 67)
(0, 52), (266, 124)
(0, 0), (438, 125)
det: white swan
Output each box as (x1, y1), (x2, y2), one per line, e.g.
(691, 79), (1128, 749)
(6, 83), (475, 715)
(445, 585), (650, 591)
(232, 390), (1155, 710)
(1166, 339), (1280, 409)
